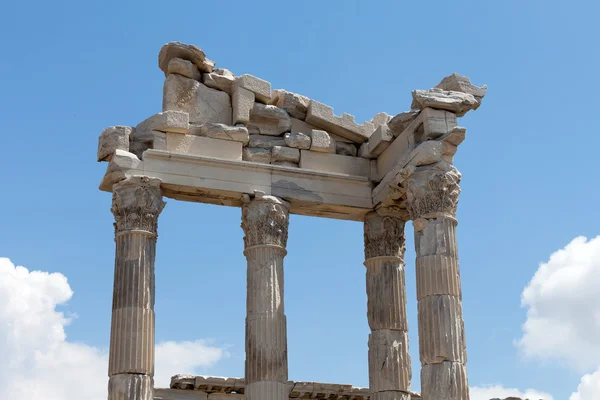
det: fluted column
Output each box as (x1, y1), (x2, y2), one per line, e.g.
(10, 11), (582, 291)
(108, 176), (165, 400)
(364, 207), (412, 400)
(241, 194), (290, 400)
(405, 165), (469, 400)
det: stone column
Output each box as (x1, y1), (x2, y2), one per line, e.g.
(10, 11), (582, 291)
(405, 165), (469, 400)
(364, 207), (412, 400)
(241, 194), (290, 400)
(108, 176), (165, 400)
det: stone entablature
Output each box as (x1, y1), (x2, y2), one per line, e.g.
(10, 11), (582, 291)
(97, 41), (487, 400)
(157, 375), (422, 400)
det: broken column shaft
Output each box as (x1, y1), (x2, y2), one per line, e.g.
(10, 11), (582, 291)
(241, 195), (290, 400)
(406, 165), (469, 400)
(108, 176), (165, 400)
(364, 208), (412, 400)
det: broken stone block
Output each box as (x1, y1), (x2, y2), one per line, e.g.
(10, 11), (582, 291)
(136, 110), (190, 134)
(290, 118), (316, 135)
(130, 130), (167, 159)
(299, 150), (370, 177)
(163, 74), (232, 125)
(388, 110), (420, 136)
(271, 146), (300, 163)
(189, 123), (249, 145)
(336, 141), (358, 157)
(99, 149), (142, 191)
(235, 74), (271, 104)
(167, 57), (201, 81)
(284, 132), (311, 150)
(98, 126), (132, 162)
(248, 103), (291, 136)
(358, 142), (374, 159)
(272, 160), (298, 168)
(367, 125), (394, 156)
(158, 42), (215, 75)
(232, 85), (254, 125)
(411, 89), (478, 117)
(370, 112), (391, 128)
(166, 133), (242, 160)
(435, 73), (487, 101)
(306, 100), (374, 143)
(248, 134), (286, 149)
(420, 108), (458, 140)
(203, 68), (235, 94)
(243, 147), (271, 164)
(270, 89), (309, 120)
(309, 129), (335, 153)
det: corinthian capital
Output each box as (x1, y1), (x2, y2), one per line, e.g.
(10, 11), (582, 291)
(364, 207), (407, 259)
(405, 164), (461, 220)
(241, 194), (290, 249)
(111, 176), (165, 234)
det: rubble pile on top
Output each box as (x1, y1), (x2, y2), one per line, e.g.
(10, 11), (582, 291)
(98, 41), (486, 183)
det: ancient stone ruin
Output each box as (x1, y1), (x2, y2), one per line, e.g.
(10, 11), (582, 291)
(97, 42), (498, 400)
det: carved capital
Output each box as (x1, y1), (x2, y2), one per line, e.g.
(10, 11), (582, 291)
(241, 195), (290, 248)
(111, 176), (165, 234)
(364, 208), (406, 259)
(405, 165), (461, 220)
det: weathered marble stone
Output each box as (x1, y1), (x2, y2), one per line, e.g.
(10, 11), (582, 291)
(284, 132), (311, 150)
(248, 103), (291, 136)
(272, 160), (298, 168)
(271, 89), (309, 120)
(248, 134), (286, 149)
(99, 150), (142, 191)
(436, 73), (487, 100)
(203, 68), (235, 94)
(388, 110), (420, 136)
(309, 129), (335, 153)
(233, 85), (254, 125)
(236, 74), (271, 104)
(411, 89), (478, 117)
(306, 100), (374, 143)
(271, 146), (300, 163)
(299, 150), (370, 177)
(370, 112), (392, 128)
(336, 141), (358, 157)
(98, 126), (132, 162)
(190, 123), (249, 144)
(167, 57), (201, 81)
(158, 42), (215, 74)
(243, 147), (271, 164)
(166, 134), (242, 160)
(136, 110), (189, 134)
(130, 130), (167, 159)
(367, 125), (394, 157)
(163, 74), (232, 125)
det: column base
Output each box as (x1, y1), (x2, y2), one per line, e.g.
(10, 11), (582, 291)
(421, 361), (469, 400)
(108, 374), (154, 400)
(245, 381), (287, 400)
(371, 391), (412, 400)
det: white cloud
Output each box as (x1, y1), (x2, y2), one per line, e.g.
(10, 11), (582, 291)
(570, 368), (600, 400)
(470, 384), (553, 400)
(0, 257), (226, 400)
(518, 236), (600, 371)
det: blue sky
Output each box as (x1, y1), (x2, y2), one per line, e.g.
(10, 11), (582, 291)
(1, 1), (600, 399)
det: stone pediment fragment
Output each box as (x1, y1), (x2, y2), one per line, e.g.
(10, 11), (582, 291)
(306, 100), (374, 144)
(411, 88), (478, 117)
(435, 73), (487, 100)
(158, 42), (215, 75)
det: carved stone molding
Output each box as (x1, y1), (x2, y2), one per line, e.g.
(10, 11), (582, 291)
(364, 208), (406, 259)
(111, 176), (166, 234)
(405, 165), (461, 220)
(241, 194), (290, 249)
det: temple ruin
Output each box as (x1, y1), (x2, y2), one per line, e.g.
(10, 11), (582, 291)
(97, 42), (487, 400)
